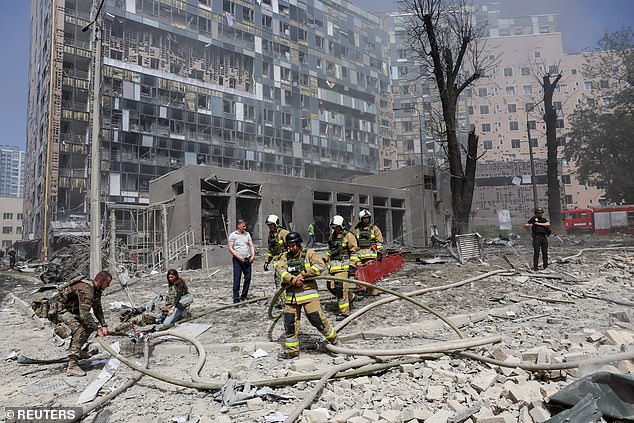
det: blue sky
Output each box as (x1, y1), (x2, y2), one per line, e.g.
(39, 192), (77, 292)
(0, 0), (631, 149)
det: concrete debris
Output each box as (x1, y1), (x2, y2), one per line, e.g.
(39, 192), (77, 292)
(2, 236), (634, 422)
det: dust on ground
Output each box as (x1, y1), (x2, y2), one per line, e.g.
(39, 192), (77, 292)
(0, 233), (633, 422)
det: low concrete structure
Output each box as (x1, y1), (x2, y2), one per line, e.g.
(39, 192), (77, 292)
(149, 165), (421, 266)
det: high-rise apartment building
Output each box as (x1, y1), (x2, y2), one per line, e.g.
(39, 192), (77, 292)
(384, 4), (605, 227)
(467, 6), (604, 225)
(0, 145), (26, 198)
(25, 0), (392, 251)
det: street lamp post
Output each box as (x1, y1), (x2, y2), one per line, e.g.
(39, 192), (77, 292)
(526, 99), (544, 212)
(394, 106), (428, 246)
(83, 0), (106, 278)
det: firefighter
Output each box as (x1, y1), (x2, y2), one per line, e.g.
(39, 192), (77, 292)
(324, 215), (359, 320)
(354, 209), (384, 296)
(57, 271), (112, 376)
(275, 231), (338, 359)
(264, 214), (289, 309)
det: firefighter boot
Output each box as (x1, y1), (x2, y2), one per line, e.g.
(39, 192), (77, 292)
(66, 355), (86, 377)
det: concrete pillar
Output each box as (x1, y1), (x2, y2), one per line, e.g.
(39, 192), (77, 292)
(161, 204), (169, 271)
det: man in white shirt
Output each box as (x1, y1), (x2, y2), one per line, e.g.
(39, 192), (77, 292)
(228, 219), (255, 303)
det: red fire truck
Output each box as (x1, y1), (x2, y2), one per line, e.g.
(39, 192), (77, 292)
(562, 205), (634, 234)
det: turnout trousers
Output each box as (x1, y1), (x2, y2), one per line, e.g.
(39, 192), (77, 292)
(283, 298), (337, 356)
(327, 269), (354, 317)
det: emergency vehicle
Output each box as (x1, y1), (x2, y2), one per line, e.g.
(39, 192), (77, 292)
(562, 205), (634, 234)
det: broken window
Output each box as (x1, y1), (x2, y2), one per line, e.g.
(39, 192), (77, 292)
(336, 193), (353, 202)
(313, 191), (331, 201)
(201, 176), (230, 193)
(236, 182), (261, 197)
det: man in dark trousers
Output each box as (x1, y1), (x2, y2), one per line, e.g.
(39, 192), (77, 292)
(524, 207), (550, 271)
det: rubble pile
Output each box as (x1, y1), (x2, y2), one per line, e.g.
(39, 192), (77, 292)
(0, 234), (633, 422)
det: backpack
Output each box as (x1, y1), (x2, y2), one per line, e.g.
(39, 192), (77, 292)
(30, 276), (85, 322)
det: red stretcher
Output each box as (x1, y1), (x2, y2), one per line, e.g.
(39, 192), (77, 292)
(354, 253), (404, 289)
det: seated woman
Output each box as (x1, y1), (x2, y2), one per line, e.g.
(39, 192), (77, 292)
(113, 269), (193, 333)
(156, 269), (193, 327)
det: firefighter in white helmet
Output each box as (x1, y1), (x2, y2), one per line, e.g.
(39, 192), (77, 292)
(324, 215), (359, 320)
(354, 209), (384, 296)
(264, 214), (289, 308)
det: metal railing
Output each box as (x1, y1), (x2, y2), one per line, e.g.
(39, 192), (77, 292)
(150, 230), (196, 272)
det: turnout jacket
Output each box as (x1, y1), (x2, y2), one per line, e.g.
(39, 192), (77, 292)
(276, 248), (327, 304)
(354, 224), (384, 252)
(266, 227), (289, 264)
(325, 230), (359, 270)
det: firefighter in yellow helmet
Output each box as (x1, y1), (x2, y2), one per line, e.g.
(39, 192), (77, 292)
(324, 215), (359, 320)
(264, 214), (289, 309)
(354, 209), (384, 296)
(275, 231), (338, 359)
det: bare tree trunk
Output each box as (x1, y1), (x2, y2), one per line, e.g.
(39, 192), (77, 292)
(543, 75), (563, 232)
(450, 130), (478, 237)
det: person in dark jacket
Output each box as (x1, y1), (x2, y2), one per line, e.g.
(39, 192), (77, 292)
(524, 207), (550, 271)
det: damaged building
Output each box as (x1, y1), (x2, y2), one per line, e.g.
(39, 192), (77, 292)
(147, 164), (436, 267)
(25, 0), (394, 258)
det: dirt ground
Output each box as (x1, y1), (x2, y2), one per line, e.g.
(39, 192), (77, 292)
(1, 233), (633, 422)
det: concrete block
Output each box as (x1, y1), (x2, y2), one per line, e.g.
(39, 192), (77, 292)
(402, 408), (433, 421)
(380, 409), (402, 422)
(517, 406), (531, 423)
(426, 385), (446, 401)
(604, 329), (634, 346)
(211, 417), (230, 423)
(521, 347), (546, 363)
(536, 349), (554, 365)
(507, 381), (543, 404)
(332, 409), (360, 422)
(361, 409), (380, 421)
(290, 358), (316, 372)
(500, 356), (521, 377)
(400, 363), (417, 375)
(529, 406), (551, 422)
(471, 369), (498, 393)
(425, 409), (453, 423)
(302, 408), (330, 423)
(351, 376), (371, 387)
(539, 382), (561, 398)
(348, 417), (371, 423)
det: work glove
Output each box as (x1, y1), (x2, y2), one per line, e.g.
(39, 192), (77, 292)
(264, 262), (269, 271)
(347, 266), (356, 279)
(376, 251), (383, 262)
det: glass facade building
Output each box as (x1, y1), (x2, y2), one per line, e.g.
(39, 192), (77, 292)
(25, 0), (392, 245)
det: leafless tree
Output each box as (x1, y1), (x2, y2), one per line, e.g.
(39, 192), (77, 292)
(542, 73), (563, 231)
(399, 0), (495, 238)
(527, 58), (564, 230)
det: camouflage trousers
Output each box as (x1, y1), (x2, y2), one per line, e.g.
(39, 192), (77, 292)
(57, 311), (92, 359)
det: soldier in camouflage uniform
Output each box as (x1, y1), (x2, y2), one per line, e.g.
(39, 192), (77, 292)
(57, 271), (112, 376)
(263, 214), (289, 308)
(275, 232), (338, 359)
(324, 215), (359, 320)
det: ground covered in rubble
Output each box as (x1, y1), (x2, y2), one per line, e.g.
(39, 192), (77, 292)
(1, 234), (633, 422)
